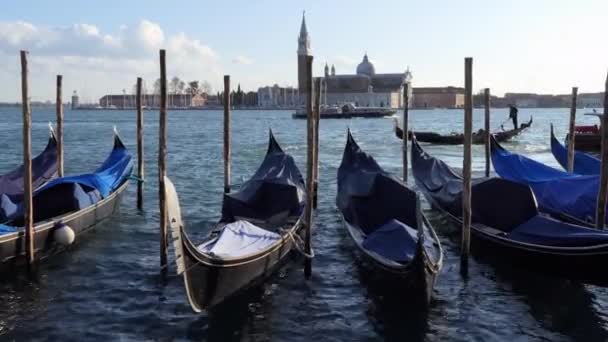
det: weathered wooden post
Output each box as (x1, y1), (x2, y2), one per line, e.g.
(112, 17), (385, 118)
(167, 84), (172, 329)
(461, 57), (473, 272)
(568, 87), (578, 173)
(56, 75), (64, 177)
(312, 77), (321, 209)
(136, 77), (144, 210)
(21, 50), (35, 267)
(158, 50), (168, 270)
(484, 88), (490, 178)
(223, 75), (231, 194)
(304, 55), (314, 279)
(402, 83), (410, 182)
(595, 73), (608, 229)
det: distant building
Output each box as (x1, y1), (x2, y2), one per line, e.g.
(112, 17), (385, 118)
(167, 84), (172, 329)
(71, 91), (79, 109)
(99, 94), (194, 108)
(297, 13), (411, 108)
(412, 87), (465, 108)
(257, 85), (298, 107)
(578, 92), (604, 108)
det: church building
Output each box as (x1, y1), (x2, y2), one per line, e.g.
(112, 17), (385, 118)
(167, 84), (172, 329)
(297, 13), (412, 108)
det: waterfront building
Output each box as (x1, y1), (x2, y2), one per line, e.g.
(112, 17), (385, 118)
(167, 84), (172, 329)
(297, 13), (412, 108)
(412, 87), (465, 108)
(257, 85), (298, 108)
(98, 94), (194, 108)
(71, 91), (79, 109)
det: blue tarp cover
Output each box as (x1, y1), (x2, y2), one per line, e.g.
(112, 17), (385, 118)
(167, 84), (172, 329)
(337, 132), (421, 263)
(551, 131), (599, 175)
(491, 137), (603, 225)
(0, 134), (58, 198)
(508, 215), (608, 247)
(0, 134), (132, 228)
(221, 131), (305, 222)
(361, 219), (418, 262)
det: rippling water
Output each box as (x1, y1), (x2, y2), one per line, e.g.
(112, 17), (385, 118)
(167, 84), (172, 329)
(1, 107), (607, 341)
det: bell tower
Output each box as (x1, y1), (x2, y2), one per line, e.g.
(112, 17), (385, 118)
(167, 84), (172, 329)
(297, 11), (311, 106)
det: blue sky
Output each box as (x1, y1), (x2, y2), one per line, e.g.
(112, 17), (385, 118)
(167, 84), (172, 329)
(0, 0), (606, 102)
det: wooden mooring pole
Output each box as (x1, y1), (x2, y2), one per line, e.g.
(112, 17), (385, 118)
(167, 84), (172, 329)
(461, 57), (473, 273)
(223, 75), (231, 194)
(136, 77), (144, 210)
(595, 73), (608, 229)
(312, 77), (321, 209)
(484, 88), (490, 178)
(158, 50), (168, 270)
(567, 87), (578, 173)
(56, 75), (64, 177)
(21, 51), (35, 267)
(304, 55), (314, 279)
(402, 83), (410, 183)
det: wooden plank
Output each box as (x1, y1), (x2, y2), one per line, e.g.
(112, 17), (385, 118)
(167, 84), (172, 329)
(484, 88), (490, 178)
(56, 75), (64, 177)
(158, 50), (168, 269)
(568, 87), (578, 173)
(461, 57), (473, 272)
(402, 83), (409, 182)
(223, 75), (231, 194)
(21, 50), (35, 267)
(596, 74), (608, 229)
(136, 77), (144, 210)
(304, 55), (314, 279)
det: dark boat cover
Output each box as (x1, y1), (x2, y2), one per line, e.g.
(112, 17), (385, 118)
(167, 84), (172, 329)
(491, 136), (605, 225)
(412, 138), (608, 246)
(221, 130), (305, 222)
(337, 131), (420, 262)
(551, 129), (599, 175)
(0, 132), (58, 198)
(0, 134), (132, 227)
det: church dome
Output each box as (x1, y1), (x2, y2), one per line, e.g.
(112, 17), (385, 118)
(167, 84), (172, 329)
(356, 54), (375, 76)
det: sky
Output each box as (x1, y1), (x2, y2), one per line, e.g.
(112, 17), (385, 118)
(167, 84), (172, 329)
(0, 0), (606, 102)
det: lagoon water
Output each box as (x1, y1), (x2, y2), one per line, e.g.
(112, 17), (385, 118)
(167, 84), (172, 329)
(0, 107), (607, 341)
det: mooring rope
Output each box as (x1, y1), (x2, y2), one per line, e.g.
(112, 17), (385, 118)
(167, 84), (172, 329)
(280, 227), (315, 259)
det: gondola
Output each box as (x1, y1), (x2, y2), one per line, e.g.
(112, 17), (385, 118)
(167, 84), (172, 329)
(490, 136), (604, 226)
(394, 116), (533, 145)
(1, 125), (59, 198)
(550, 126), (599, 175)
(166, 131), (307, 312)
(336, 131), (442, 304)
(411, 137), (608, 285)
(564, 113), (602, 152)
(0, 129), (132, 267)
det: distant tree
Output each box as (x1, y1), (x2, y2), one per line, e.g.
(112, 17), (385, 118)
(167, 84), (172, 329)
(201, 81), (212, 95)
(177, 80), (186, 94)
(153, 78), (162, 95)
(169, 76), (181, 94)
(187, 81), (200, 95)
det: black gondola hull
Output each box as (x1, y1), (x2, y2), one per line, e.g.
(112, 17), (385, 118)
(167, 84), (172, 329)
(343, 220), (439, 304)
(178, 224), (302, 311)
(0, 180), (128, 268)
(395, 117), (533, 145)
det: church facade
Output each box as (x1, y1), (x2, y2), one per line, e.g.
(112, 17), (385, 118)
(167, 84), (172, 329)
(297, 14), (412, 108)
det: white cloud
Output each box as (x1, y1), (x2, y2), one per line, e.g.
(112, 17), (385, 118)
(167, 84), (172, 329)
(0, 19), (223, 101)
(232, 55), (254, 65)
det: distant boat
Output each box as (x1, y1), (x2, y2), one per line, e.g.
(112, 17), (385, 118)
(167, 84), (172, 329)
(292, 103), (396, 119)
(565, 112), (603, 152)
(394, 116), (533, 145)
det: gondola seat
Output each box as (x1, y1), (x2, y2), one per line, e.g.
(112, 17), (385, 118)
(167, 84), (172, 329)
(361, 219), (418, 263)
(199, 220), (281, 258)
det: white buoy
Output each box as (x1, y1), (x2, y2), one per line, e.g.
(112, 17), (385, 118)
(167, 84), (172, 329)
(54, 223), (75, 245)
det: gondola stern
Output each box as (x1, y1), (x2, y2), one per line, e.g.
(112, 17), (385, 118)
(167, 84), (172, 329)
(267, 128), (283, 154)
(112, 126), (127, 150)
